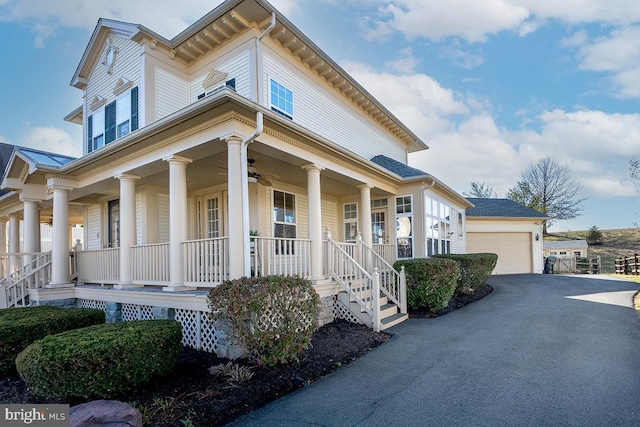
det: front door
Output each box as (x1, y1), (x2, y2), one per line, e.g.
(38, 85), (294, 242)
(371, 210), (386, 244)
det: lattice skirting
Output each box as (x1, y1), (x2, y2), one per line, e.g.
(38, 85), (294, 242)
(332, 296), (361, 325)
(77, 299), (219, 353)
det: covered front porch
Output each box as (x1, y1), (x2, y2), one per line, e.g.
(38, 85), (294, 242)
(0, 98), (409, 331)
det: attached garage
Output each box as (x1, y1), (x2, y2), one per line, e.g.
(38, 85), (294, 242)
(467, 232), (532, 274)
(466, 198), (547, 275)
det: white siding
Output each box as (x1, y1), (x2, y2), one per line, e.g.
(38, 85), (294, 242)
(86, 205), (101, 250)
(158, 193), (170, 243)
(321, 198), (338, 237)
(263, 50), (405, 162)
(450, 207), (466, 254)
(155, 68), (189, 121)
(189, 51), (251, 102)
(85, 35), (141, 155)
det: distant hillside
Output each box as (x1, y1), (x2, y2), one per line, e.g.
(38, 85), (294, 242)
(545, 228), (640, 274)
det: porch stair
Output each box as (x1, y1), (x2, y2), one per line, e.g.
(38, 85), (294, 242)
(326, 236), (407, 332)
(337, 283), (407, 329)
(0, 253), (52, 309)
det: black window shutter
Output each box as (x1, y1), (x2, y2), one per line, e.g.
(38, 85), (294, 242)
(130, 86), (139, 132)
(87, 115), (93, 153)
(105, 101), (116, 144)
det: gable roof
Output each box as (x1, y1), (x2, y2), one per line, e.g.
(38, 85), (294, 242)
(543, 240), (588, 250)
(466, 198), (547, 219)
(70, 0), (427, 153)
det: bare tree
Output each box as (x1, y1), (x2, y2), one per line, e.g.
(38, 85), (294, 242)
(463, 182), (497, 198)
(630, 158), (640, 180)
(506, 157), (585, 234)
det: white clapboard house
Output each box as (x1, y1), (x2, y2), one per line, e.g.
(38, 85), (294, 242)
(0, 0), (472, 352)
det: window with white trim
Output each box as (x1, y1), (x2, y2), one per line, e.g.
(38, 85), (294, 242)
(344, 203), (358, 242)
(273, 190), (296, 255)
(87, 87), (138, 154)
(270, 79), (293, 120)
(395, 195), (413, 259)
(425, 196), (451, 256)
(573, 251), (582, 257)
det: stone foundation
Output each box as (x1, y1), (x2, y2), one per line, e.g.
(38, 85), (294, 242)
(317, 296), (335, 327)
(32, 298), (77, 309)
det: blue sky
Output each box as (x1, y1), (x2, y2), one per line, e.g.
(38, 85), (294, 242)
(1, 0), (640, 232)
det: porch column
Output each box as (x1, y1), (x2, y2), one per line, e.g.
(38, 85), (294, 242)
(48, 186), (72, 287)
(358, 184), (373, 248)
(358, 184), (373, 271)
(8, 214), (20, 274)
(0, 218), (6, 277)
(115, 174), (140, 289)
(163, 156), (193, 291)
(303, 164), (324, 282)
(226, 136), (245, 279)
(22, 199), (41, 269)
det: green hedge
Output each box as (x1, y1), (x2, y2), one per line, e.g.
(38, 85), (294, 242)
(394, 258), (459, 310)
(208, 275), (320, 366)
(16, 320), (182, 399)
(433, 253), (498, 294)
(0, 306), (105, 378)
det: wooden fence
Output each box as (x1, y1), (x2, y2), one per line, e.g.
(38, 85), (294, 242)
(615, 255), (640, 275)
(550, 256), (601, 274)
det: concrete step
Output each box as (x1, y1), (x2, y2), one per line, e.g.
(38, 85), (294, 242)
(379, 302), (397, 319)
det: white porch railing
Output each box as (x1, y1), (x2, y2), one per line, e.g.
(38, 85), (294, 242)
(0, 252), (52, 309)
(133, 243), (170, 285)
(76, 248), (120, 285)
(373, 243), (396, 266)
(326, 237), (380, 331)
(251, 237), (311, 278)
(183, 237), (229, 287)
(361, 239), (406, 314)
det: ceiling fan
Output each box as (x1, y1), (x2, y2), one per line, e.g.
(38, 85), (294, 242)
(216, 158), (276, 186)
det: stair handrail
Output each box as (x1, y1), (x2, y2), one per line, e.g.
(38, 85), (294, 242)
(1, 257), (52, 308)
(0, 252), (51, 286)
(356, 235), (407, 314)
(325, 234), (380, 331)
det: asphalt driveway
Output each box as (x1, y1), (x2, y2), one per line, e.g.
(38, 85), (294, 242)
(231, 274), (640, 426)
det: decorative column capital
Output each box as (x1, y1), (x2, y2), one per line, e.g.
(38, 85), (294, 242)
(357, 183), (374, 191)
(46, 174), (78, 193)
(302, 163), (325, 173)
(222, 134), (244, 145)
(162, 155), (192, 166)
(114, 173), (141, 182)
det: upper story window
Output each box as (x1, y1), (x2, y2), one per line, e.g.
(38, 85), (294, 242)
(270, 79), (293, 120)
(87, 87), (138, 154)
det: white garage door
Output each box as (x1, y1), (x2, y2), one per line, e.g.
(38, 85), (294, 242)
(467, 232), (532, 274)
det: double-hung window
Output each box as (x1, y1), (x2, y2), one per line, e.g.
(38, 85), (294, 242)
(270, 79), (293, 120)
(425, 196), (452, 256)
(273, 190), (296, 254)
(87, 87), (139, 154)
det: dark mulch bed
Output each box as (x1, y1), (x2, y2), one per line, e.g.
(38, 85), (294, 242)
(0, 284), (492, 426)
(409, 283), (493, 318)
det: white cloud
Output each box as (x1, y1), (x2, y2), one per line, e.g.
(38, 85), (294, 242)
(0, 0), (299, 45)
(20, 127), (80, 157)
(439, 42), (485, 69)
(385, 47), (419, 74)
(366, 0), (530, 43)
(561, 30), (589, 48)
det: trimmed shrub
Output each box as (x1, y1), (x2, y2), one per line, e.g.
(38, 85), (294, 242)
(433, 253), (498, 294)
(0, 306), (105, 378)
(394, 258), (459, 311)
(208, 275), (320, 366)
(16, 319), (182, 399)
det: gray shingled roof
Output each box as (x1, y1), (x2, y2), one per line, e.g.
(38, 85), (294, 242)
(370, 155), (428, 178)
(543, 240), (588, 250)
(466, 198), (547, 218)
